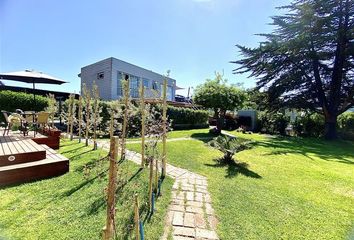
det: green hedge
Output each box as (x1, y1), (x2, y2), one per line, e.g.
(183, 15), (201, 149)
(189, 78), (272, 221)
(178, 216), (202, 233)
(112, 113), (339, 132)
(0, 90), (49, 122)
(62, 100), (210, 136)
(167, 106), (209, 128)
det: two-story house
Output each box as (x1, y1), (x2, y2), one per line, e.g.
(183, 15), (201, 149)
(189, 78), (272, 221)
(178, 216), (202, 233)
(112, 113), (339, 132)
(79, 57), (177, 101)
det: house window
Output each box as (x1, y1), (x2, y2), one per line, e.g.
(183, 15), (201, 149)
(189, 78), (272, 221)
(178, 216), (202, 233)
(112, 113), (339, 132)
(97, 72), (104, 80)
(167, 86), (173, 101)
(152, 81), (158, 90)
(143, 78), (149, 88)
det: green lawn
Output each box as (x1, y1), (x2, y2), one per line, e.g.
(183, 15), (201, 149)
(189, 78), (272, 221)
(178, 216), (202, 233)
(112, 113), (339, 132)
(0, 140), (173, 240)
(97, 128), (213, 143)
(127, 131), (354, 240)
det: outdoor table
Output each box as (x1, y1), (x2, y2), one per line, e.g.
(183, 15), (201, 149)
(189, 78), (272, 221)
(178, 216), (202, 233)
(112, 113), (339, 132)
(21, 111), (37, 137)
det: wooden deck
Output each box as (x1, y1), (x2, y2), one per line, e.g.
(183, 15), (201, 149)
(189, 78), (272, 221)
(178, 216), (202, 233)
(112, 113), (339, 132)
(0, 130), (69, 187)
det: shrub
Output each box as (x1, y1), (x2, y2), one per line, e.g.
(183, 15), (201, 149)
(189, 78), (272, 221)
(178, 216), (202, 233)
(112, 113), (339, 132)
(208, 135), (252, 162)
(257, 111), (290, 135)
(293, 113), (325, 137)
(166, 106), (209, 129)
(338, 112), (354, 130)
(0, 90), (49, 122)
(337, 112), (354, 140)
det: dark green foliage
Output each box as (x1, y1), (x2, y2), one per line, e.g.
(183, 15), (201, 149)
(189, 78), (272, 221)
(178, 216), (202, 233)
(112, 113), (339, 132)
(208, 135), (252, 162)
(336, 112), (354, 140)
(257, 112), (290, 136)
(0, 90), (49, 122)
(293, 113), (325, 137)
(337, 112), (354, 130)
(167, 106), (209, 129)
(234, 0), (354, 139)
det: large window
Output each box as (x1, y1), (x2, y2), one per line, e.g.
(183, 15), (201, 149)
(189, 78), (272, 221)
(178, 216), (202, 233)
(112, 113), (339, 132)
(167, 86), (173, 101)
(143, 78), (149, 88)
(117, 71), (125, 95)
(130, 75), (139, 89)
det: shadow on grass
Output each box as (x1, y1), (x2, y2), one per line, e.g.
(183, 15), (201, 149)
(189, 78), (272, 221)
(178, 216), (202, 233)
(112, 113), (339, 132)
(86, 168), (144, 216)
(255, 136), (354, 165)
(59, 145), (86, 155)
(190, 132), (215, 143)
(62, 170), (107, 197)
(205, 157), (262, 179)
(69, 149), (95, 161)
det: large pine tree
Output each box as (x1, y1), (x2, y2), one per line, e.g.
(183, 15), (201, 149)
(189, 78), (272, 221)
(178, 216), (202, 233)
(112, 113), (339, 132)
(234, 0), (354, 139)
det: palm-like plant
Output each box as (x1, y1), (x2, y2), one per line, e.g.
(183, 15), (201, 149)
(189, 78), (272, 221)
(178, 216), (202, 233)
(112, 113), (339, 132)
(209, 135), (251, 162)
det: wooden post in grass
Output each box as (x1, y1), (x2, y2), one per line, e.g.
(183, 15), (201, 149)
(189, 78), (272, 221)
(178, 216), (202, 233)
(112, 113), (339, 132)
(148, 157), (153, 212)
(69, 94), (75, 141)
(102, 136), (119, 240)
(83, 84), (91, 147)
(120, 77), (130, 160)
(155, 157), (159, 194)
(140, 81), (146, 168)
(78, 95), (83, 143)
(134, 194), (140, 240)
(66, 95), (71, 136)
(161, 72), (169, 177)
(109, 110), (114, 139)
(93, 83), (99, 150)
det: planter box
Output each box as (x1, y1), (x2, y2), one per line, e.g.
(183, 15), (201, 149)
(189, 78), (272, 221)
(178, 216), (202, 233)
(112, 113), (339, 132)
(32, 128), (61, 149)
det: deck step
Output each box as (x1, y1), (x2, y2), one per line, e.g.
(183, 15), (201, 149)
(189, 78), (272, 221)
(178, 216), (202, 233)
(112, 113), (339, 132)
(0, 136), (46, 166)
(0, 152), (69, 187)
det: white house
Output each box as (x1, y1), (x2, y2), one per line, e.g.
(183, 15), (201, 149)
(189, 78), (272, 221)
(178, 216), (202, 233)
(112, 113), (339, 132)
(79, 57), (177, 101)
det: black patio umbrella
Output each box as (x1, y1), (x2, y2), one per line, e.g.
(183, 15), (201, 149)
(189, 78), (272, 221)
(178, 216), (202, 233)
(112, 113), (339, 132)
(0, 69), (67, 110)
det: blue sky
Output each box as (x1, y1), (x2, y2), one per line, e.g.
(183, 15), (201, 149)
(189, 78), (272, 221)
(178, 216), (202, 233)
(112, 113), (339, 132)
(0, 0), (291, 96)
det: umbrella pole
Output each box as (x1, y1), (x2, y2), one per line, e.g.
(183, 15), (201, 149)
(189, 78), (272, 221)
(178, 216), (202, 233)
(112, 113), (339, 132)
(33, 81), (36, 110)
(33, 81), (36, 137)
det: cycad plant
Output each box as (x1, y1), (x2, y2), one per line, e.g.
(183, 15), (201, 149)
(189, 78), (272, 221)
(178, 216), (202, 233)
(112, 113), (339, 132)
(209, 135), (251, 163)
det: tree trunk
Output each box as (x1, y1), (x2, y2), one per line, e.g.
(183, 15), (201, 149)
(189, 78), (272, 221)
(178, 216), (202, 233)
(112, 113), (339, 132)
(324, 114), (338, 140)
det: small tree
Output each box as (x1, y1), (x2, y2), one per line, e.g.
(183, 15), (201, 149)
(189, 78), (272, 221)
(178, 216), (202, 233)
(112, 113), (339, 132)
(82, 83), (92, 146)
(193, 73), (246, 133)
(209, 135), (251, 163)
(92, 83), (102, 150)
(45, 93), (57, 128)
(77, 96), (83, 143)
(69, 94), (77, 141)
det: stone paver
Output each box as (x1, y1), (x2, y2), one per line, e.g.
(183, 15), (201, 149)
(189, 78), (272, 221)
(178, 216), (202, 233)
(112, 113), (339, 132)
(195, 228), (219, 240)
(96, 140), (219, 240)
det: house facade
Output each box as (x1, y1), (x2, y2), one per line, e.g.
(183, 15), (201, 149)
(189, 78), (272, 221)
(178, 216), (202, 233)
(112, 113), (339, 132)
(79, 57), (176, 101)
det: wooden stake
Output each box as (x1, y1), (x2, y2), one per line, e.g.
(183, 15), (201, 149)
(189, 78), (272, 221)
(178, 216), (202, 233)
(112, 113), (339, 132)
(103, 136), (119, 240)
(66, 95), (71, 136)
(120, 78), (129, 160)
(148, 157), (153, 212)
(69, 94), (75, 141)
(78, 95), (83, 143)
(134, 194), (140, 240)
(140, 81), (146, 168)
(162, 77), (168, 177)
(109, 110), (114, 139)
(155, 157), (159, 194)
(93, 84), (99, 150)
(84, 87), (91, 147)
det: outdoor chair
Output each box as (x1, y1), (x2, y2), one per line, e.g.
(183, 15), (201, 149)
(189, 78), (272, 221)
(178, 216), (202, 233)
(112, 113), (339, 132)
(1, 111), (12, 136)
(36, 111), (50, 134)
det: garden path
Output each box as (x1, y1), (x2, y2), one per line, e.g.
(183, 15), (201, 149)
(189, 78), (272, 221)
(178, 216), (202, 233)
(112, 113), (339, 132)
(96, 139), (219, 240)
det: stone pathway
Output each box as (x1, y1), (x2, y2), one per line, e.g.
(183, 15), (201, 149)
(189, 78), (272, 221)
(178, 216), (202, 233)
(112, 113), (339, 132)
(96, 140), (219, 240)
